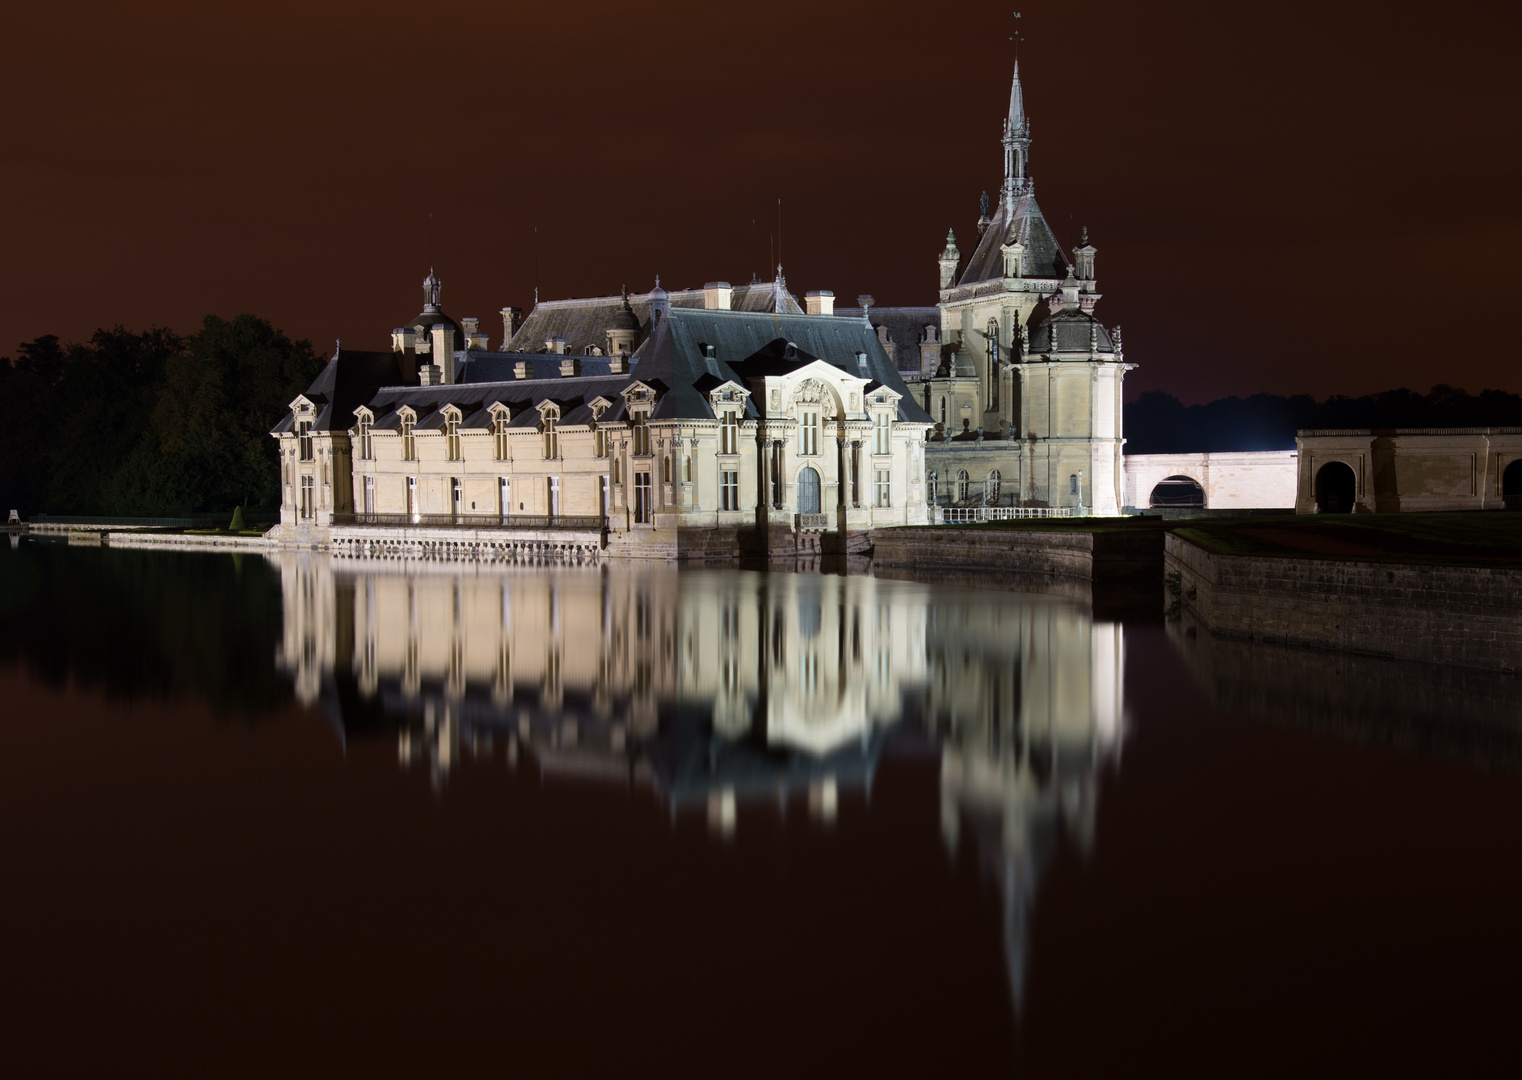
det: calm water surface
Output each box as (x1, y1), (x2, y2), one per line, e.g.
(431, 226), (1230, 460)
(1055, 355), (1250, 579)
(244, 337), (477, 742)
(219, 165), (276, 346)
(3, 537), (1522, 1077)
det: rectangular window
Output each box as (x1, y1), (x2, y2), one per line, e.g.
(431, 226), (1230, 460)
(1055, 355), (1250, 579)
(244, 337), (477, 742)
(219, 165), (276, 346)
(632, 414), (650, 457)
(298, 420), (313, 461)
(300, 475), (314, 519)
(634, 471), (653, 524)
(720, 411), (738, 455)
(549, 476), (560, 517)
(873, 412), (891, 456)
(406, 476), (418, 522)
(875, 469), (891, 508)
(357, 417), (373, 461)
(593, 426), (607, 458)
(542, 417), (558, 460)
(500, 477), (511, 518)
(799, 411), (819, 456)
(401, 421), (416, 462)
(363, 475), (375, 519)
(446, 417), (461, 462)
(720, 470), (739, 511)
(452, 478), (462, 519)
(493, 414), (508, 461)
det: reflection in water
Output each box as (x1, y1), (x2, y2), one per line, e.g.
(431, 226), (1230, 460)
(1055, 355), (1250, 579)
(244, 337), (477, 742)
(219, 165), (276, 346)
(273, 554), (1126, 1010)
(1169, 608), (1522, 771)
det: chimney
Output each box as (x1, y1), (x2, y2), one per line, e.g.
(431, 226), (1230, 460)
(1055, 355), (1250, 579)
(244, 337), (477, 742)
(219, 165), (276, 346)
(545, 336), (565, 355)
(804, 290), (834, 316)
(461, 317), (488, 350)
(514, 360), (530, 379)
(608, 355), (626, 374)
(703, 282), (733, 310)
(391, 327), (416, 353)
(500, 307), (523, 348)
(559, 357), (582, 377)
(431, 324), (454, 384)
(418, 364), (443, 386)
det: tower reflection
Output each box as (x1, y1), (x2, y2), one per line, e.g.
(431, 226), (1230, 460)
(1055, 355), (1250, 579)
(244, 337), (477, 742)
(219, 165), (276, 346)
(273, 554), (1126, 1010)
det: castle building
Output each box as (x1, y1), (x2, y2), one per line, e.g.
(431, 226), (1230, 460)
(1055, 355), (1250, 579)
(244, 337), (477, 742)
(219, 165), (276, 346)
(846, 62), (1131, 514)
(270, 271), (933, 557)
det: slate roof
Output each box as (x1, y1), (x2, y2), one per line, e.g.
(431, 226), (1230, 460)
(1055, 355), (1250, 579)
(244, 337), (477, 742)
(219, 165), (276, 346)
(637, 306), (934, 424)
(958, 188), (1069, 286)
(278, 349), (415, 433)
(366, 377), (633, 430)
(504, 280), (805, 357)
(833, 304), (941, 373)
(1027, 310), (1116, 355)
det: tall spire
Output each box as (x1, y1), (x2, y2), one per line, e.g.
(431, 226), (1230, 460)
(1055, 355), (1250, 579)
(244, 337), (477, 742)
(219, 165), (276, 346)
(1002, 61), (1031, 203)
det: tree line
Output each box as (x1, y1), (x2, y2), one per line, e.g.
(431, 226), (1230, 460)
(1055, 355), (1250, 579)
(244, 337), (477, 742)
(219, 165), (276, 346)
(0, 315), (324, 517)
(1124, 385), (1522, 455)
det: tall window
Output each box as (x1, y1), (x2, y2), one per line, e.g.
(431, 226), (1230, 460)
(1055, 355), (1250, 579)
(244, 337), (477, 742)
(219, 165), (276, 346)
(593, 425), (607, 458)
(363, 475), (374, 519)
(406, 476), (417, 522)
(986, 318), (1000, 409)
(720, 470), (739, 511)
(720, 410), (739, 455)
(875, 469), (891, 508)
(549, 476), (561, 516)
(988, 470), (1001, 504)
(957, 469), (969, 502)
(799, 411), (819, 456)
(1070, 474), (1079, 496)
(300, 475), (314, 519)
(493, 412), (509, 461)
(873, 412), (891, 455)
(939, 398), (947, 427)
(445, 415), (461, 461)
(298, 420), (313, 461)
(499, 477), (511, 517)
(631, 413), (651, 456)
(542, 415), (558, 459)
(451, 478), (462, 519)
(356, 416), (373, 460)
(401, 417), (416, 462)
(634, 471), (653, 524)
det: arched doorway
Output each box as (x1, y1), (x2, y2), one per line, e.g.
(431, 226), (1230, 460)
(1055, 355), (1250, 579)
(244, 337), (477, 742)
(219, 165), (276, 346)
(1503, 459), (1522, 510)
(957, 469), (970, 502)
(1315, 461), (1357, 514)
(797, 467), (821, 514)
(1149, 475), (1205, 509)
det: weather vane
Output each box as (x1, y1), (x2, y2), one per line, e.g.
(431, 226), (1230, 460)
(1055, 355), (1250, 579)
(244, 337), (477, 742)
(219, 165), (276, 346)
(1009, 10), (1023, 44)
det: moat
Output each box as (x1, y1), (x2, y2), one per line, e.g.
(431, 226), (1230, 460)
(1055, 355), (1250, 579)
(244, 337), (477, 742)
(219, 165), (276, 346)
(3, 537), (1521, 1076)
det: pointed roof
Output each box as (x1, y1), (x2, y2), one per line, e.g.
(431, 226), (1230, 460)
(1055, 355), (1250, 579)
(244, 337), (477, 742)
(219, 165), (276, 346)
(957, 187), (1069, 286)
(1008, 60), (1026, 134)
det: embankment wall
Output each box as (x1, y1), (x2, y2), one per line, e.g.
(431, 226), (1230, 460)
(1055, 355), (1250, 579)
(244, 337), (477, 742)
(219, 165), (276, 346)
(1165, 533), (1522, 673)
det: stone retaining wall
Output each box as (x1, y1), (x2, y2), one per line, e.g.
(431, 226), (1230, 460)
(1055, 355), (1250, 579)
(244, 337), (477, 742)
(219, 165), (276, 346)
(1166, 533), (1522, 672)
(869, 526), (1163, 583)
(330, 525), (604, 564)
(104, 532), (273, 553)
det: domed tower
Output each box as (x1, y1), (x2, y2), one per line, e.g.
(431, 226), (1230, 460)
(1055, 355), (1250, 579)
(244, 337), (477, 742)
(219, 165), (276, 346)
(1016, 272), (1133, 513)
(606, 286), (640, 360)
(398, 267), (463, 383)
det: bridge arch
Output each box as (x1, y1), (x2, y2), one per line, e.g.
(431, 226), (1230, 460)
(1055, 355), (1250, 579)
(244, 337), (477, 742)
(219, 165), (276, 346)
(1315, 461), (1358, 514)
(1503, 458), (1522, 510)
(1149, 475), (1205, 509)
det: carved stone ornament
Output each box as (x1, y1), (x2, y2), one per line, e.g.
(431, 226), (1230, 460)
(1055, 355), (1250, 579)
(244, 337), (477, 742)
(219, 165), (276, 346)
(789, 378), (832, 409)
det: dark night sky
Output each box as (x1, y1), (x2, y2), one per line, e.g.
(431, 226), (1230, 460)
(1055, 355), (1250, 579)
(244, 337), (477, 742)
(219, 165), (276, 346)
(4, 0), (1518, 403)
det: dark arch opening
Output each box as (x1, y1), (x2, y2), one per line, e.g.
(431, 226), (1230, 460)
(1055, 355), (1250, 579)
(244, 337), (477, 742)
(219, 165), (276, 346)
(1149, 475), (1204, 509)
(1315, 461), (1358, 514)
(1503, 459), (1522, 510)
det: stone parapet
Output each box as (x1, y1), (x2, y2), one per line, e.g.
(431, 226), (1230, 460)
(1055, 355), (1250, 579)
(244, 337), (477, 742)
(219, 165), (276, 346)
(870, 526), (1162, 583)
(1166, 533), (1522, 672)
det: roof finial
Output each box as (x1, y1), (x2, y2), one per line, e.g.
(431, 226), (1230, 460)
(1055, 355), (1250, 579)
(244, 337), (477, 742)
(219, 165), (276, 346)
(333, 338), (341, 361)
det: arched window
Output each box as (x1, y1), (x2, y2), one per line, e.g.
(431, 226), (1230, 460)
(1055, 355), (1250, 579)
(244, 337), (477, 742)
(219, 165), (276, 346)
(797, 466), (821, 514)
(1070, 474), (1078, 496)
(445, 413), (461, 462)
(957, 469), (969, 502)
(541, 413), (559, 459)
(1314, 461), (1357, 514)
(988, 469), (1001, 504)
(400, 415), (416, 462)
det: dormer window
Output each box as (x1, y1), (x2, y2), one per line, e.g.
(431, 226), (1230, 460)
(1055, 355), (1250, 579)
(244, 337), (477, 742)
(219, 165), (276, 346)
(444, 411), (461, 462)
(400, 414), (416, 462)
(541, 411), (559, 459)
(492, 409), (509, 461)
(356, 413), (373, 461)
(873, 410), (892, 456)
